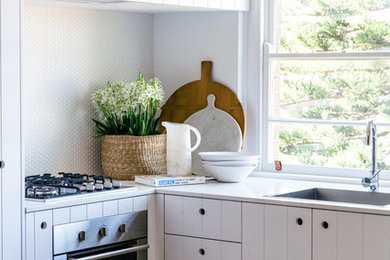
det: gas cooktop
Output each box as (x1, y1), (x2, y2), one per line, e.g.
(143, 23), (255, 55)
(25, 172), (135, 201)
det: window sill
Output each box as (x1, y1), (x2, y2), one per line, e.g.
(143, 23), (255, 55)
(251, 171), (390, 188)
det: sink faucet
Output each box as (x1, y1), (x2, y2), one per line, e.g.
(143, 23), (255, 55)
(361, 120), (382, 191)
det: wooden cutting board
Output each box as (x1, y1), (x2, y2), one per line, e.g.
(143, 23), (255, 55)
(159, 61), (246, 141)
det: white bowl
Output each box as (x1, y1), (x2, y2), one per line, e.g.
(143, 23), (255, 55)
(202, 160), (258, 167)
(202, 164), (257, 182)
(199, 152), (260, 161)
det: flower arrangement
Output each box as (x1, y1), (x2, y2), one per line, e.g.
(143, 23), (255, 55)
(92, 73), (164, 137)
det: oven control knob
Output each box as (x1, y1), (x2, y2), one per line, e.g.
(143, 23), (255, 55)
(78, 231), (87, 242)
(99, 226), (108, 238)
(95, 183), (104, 191)
(104, 182), (113, 189)
(113, 181), (121, 188)
(86, 184), (95, 192)
(118, 224), (127, 234)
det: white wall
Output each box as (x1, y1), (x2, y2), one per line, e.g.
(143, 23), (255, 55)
(154, 12), (244, 100)
(154, 11), (261, 152)
(23, 4), (259, 177)
(23, 6), (154, 175)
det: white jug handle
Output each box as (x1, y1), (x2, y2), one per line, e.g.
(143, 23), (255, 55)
(189, 125), (201, 152)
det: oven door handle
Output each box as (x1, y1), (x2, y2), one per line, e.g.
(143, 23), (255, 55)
(68, 244), (149, 260)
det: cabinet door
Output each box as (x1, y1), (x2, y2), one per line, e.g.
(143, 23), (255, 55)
(313, 210), (364, 260)
(337, 212), (363, 260)
(287, 207), (311, 260)
(243, 203), (264, 260)
(165, 195), (183, 234)
(202, 198), (221, 240)
(164, 195), (241, 241)
(34, 210), (53, 260)
(363, 214), (390, 260)
(264, 205), (288, 260)
(264, 205), (311, 260)
(313, 209), (337, 260)
(1, 0), (22, 259)
(221, 200), (241, 242)
(165, 195), (202, 237)
(183, 197), (202, 237)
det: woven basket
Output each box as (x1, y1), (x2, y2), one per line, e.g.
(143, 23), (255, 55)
(101, 134), (167, 180)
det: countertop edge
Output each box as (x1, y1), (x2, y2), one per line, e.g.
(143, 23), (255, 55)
(25, 176), (390, 216)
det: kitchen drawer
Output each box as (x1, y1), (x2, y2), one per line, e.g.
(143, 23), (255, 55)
(165, 195), (241, 242)
(165, 234), (241, 260)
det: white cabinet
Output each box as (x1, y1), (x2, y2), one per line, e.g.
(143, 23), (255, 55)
(164, 195), (242, 260)
(287, 207), (312, 260)
(313, 209), (390, 260)
(363, 214), (390, 260)
(165, 234), (241, 260)
(27, 0), (250, 11)
(312, 209), (337, 260)
(1, 0), (22, 259)
(26, 210), (53, 260)
(242, 203), (264, 260)
(243, 203), (390, 260)
(264, 205), (288, 260)
(165, 195), (241, 242)
(337, 212), (363, 260)
(264, 205), (311, 260)
(313, 210), (363, 260)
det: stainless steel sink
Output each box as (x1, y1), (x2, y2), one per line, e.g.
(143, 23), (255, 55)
(271, 188), (390, 206)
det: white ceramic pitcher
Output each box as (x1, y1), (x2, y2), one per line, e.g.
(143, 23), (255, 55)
(162, 121), (201, 176)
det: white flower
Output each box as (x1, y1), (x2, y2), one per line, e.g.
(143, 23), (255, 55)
(92, 74), (164, 123)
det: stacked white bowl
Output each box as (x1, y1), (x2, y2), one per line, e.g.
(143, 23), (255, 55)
(199, 152), (260, 183)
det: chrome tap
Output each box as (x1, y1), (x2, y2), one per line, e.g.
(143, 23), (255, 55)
(361, 120), (382, 191)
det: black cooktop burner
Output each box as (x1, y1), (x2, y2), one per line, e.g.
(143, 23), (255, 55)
(25, 173), (122, 200)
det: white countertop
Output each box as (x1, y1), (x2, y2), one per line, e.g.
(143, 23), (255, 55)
(24, 184), (155, 213)
(25, 176), (390, 215)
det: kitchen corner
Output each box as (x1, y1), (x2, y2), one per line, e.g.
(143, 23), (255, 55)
(2, 0), (390, 259)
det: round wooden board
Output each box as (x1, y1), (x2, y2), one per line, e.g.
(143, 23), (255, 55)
(159, 61), (246, 142)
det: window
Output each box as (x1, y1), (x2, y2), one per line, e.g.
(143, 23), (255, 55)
(263, 0), (390, 177)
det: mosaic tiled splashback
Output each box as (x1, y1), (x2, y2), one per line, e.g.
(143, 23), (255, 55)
(23, 5), (154, 175)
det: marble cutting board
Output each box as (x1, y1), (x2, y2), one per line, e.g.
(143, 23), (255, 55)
(184, 94), (242, 176)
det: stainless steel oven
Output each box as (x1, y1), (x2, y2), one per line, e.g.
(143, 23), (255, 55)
(53, 211), (148, 260)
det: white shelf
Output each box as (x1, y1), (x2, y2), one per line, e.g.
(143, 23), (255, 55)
(25, 0), (250, 12)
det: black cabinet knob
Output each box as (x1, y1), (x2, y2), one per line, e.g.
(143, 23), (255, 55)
(199, 208), (205, 215)
(40, 222), (47, 229)
(322, 221), (329, 229)
(296, 218), (303, 225)
(199, 248), (205, 255)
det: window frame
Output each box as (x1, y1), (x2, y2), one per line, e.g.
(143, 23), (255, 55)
(261, 0), (390, 179)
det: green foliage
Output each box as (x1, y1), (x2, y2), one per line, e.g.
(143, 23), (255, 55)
(276, 0), (390, 170)
(92, 73), (163, 137)
(353, 20), (390, 50)
(281, 0), (390, 53)
(358, 0), (390, 10)
(316, 0), (358, 19)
